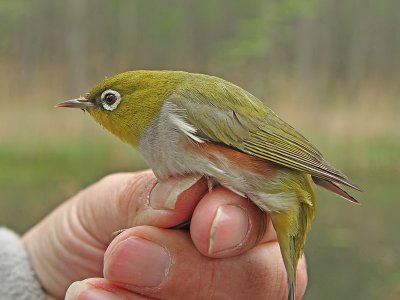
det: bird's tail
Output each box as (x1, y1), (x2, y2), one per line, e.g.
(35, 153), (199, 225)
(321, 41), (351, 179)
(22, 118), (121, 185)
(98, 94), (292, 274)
(271, 199), (315, 300)
(288, 237), (298, 300)
(288, 270), (296, 300)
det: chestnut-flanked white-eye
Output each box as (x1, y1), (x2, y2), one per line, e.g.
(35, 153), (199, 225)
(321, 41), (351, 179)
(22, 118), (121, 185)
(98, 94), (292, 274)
(56, 70), (361, 300)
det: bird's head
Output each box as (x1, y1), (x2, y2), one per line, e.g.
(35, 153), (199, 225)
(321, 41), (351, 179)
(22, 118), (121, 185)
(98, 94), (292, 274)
(57, 70), (186, 146)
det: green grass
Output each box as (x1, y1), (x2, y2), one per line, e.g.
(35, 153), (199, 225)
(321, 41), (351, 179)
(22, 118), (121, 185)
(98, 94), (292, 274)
(0, 135), (399, 299)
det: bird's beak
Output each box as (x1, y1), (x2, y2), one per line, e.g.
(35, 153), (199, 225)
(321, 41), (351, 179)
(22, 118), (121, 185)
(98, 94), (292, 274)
(55, 97), (96, 109)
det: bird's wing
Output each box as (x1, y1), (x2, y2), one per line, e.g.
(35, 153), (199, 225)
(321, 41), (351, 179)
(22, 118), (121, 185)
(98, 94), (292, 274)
(167, 83), (361, 193)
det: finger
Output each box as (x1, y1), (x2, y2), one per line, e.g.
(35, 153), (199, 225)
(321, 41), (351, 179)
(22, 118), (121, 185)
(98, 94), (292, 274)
(190, 185), (276, 258)
(76, 171), (208, 244)
(102, 226), (307, 300)
(65, 279), (151, 300)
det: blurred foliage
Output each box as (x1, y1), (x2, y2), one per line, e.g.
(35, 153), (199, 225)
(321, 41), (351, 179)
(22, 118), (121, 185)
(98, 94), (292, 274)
(0, 0), (399, 299)
(0, 0), (400, 100)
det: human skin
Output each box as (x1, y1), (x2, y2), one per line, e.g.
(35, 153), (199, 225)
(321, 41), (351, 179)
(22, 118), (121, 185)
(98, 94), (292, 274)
(22, 171), (307, 299)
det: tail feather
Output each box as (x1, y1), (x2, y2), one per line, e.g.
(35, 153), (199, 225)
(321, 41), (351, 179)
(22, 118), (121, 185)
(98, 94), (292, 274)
(288, 279), (296, 300)
(287, 237), (296, 300)
(271, 202), (315, 300)
(272, 214), (300, 300)
(269, 174), (316, 300)
(312, 177), (360, 204)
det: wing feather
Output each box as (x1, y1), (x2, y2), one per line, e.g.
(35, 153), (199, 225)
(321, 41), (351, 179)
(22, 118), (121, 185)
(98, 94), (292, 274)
(169, 75), (361, 192)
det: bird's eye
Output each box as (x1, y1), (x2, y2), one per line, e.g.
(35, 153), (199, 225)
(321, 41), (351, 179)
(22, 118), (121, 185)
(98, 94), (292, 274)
(104, 93), (116, 105)
(100, 89), (121, 111)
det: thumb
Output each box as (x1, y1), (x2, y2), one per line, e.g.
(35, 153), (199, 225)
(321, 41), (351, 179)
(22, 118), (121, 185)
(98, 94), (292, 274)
(77, 171), (208, 244)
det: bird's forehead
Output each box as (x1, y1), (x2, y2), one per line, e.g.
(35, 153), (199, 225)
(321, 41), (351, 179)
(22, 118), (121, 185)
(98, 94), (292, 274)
(87, 71), (139, 99)
(85, 70), (183, 101)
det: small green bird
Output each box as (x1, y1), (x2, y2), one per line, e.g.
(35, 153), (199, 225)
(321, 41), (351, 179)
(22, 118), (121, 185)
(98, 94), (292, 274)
(57, 70), (360, 300)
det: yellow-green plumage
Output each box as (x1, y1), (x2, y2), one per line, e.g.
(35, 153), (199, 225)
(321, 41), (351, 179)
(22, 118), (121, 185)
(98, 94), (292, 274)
(57, 70), (360, 300)
(88, 71), (186, 145)
(270, 171), (315, 299)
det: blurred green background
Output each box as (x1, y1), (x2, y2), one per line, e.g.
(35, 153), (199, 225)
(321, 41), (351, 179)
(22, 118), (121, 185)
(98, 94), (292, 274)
(0, 0), (399, 299)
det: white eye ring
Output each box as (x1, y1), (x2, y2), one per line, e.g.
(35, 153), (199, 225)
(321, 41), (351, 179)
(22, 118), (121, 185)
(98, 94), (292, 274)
(101, 89), (121, 111)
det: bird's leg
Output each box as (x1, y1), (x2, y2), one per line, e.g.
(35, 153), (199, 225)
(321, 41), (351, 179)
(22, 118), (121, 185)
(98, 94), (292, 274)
(206, 176), (218, 192)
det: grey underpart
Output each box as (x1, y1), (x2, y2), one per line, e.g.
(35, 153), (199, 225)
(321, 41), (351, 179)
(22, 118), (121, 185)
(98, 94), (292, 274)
(0, 227), (46, 300)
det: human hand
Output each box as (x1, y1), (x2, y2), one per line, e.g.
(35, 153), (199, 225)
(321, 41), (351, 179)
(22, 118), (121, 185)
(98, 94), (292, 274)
(22, 171), (307, 299)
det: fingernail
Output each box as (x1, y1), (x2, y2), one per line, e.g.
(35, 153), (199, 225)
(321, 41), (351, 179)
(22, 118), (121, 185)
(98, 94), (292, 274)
(105, 237), (171, 287)
(65, 282), (122, 300)
(65, 281), (86, 300)
(208, 205), (249, 254)
(150, 176), (201, 209)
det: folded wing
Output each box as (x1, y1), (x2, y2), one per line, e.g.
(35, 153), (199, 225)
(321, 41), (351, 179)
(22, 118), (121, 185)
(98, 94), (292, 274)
(168, 77), (360, 202)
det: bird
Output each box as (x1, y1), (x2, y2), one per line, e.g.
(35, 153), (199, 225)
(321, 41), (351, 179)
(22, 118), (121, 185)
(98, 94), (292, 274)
(57, 70), (361, 300)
